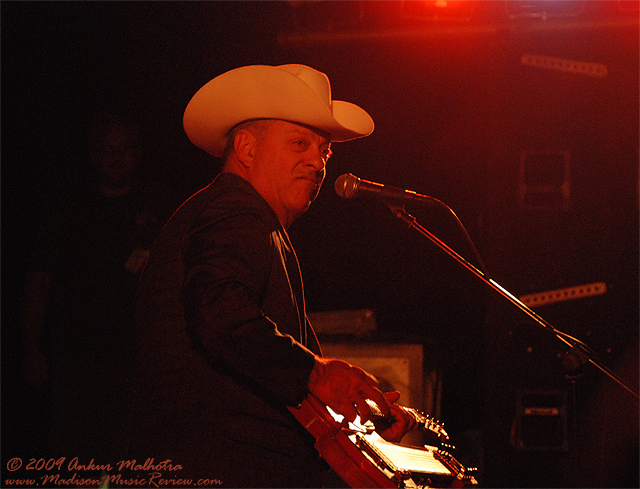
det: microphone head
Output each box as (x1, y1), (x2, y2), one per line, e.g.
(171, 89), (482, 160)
(335, 173), (360, 199)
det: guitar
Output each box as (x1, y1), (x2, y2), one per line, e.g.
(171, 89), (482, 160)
(288, 394), (477, 488)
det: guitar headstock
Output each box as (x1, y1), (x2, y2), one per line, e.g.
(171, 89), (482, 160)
(404, 406), (450, 443)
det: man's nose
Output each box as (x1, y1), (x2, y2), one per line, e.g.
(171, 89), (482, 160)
(307, 149), (327, 171)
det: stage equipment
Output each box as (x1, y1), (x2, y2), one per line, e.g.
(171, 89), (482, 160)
(335, 173), (490, 279)
(512, 389), (568, 451)
(518, 282), (607, 308)
(520, 54), (608, 78)
(335, 173), (441, 208)
(308, 309), (376, 337)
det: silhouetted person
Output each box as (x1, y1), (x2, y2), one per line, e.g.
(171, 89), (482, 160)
(22, 111), (172, 467)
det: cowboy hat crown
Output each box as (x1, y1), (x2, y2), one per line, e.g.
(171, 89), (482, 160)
(183, 64), (374, 158)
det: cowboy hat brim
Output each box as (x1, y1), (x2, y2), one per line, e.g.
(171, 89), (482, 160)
(183, 65), (374, 158)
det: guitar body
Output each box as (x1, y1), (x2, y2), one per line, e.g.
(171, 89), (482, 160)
(289, 394), (477, 488)
(289, 393), (397, 488)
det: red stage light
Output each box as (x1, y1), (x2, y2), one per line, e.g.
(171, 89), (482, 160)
(400, 0), (475, 22)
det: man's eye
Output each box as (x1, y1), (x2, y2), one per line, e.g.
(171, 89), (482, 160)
(293, 140), (308, 150)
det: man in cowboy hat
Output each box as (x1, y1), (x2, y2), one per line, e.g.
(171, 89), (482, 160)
(127, 64), (415, 487)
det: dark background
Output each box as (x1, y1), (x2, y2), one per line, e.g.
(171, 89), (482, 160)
(2, 2), (638, 487)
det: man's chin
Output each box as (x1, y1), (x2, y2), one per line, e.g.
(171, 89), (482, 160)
(286, 201), (312, 224)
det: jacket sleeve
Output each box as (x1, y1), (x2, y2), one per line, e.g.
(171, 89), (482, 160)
(181, 198), (316, 407)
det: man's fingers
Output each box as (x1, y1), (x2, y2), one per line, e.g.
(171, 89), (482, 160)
(383, 390), (401, 404)
(308, 357), (397, 422)
(354, 397), (375, 422)
(340, 402), (359, 423)
(359, 384), (390, 416)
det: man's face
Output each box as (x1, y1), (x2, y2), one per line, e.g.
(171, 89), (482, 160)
(248, 120), (331, 228)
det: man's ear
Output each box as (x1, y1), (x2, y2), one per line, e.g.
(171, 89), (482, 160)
(233, 129), (257, 168)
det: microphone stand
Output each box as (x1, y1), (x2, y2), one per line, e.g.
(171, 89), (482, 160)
(388, 205), (639, 400)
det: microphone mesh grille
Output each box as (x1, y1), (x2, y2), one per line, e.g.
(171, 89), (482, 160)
(335, 173), (359, 199)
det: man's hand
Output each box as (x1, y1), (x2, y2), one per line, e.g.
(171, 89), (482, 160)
(375, 391), (418, 443)
(308, 356), (390, 424)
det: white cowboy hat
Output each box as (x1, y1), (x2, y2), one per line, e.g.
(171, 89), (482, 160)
(183, 64), (374, 158)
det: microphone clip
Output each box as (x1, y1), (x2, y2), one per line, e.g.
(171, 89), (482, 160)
(388, 205), (415, 228)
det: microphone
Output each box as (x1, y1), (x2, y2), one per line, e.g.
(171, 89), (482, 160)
(335, 173), (439, 207)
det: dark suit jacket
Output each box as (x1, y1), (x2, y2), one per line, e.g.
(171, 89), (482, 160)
(128, 173), (340, 487)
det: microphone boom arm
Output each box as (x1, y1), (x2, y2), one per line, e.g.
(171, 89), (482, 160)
(388, 205), (639, 400)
